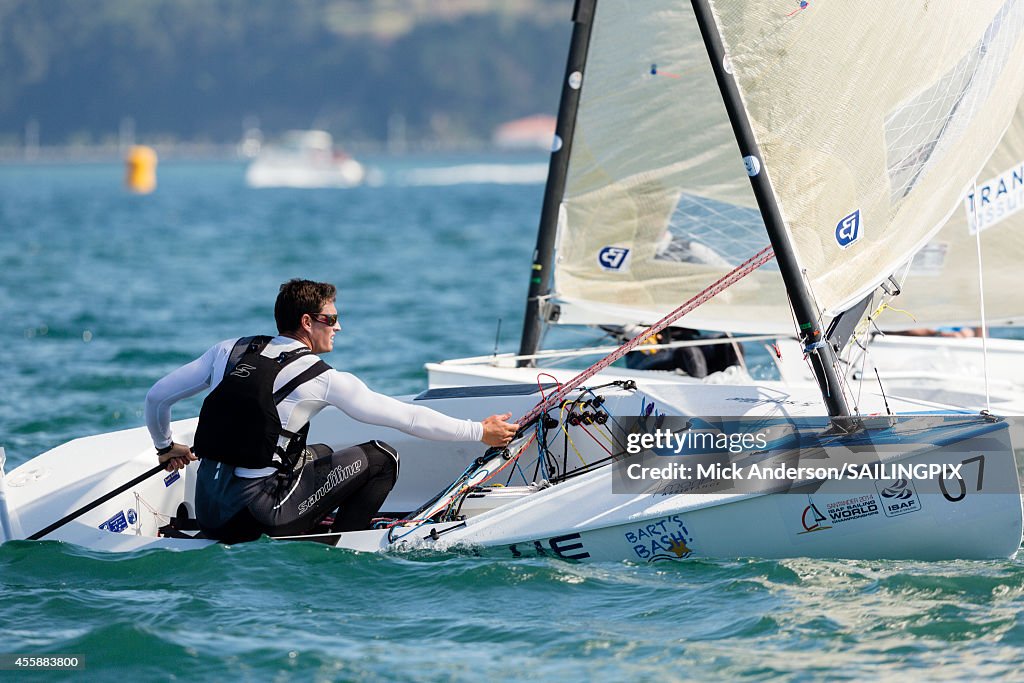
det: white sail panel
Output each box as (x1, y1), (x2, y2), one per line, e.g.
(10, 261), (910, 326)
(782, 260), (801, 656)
(881, 100), (1024, 329)
(704, 0), (1024, 316)
(550, 2), (793, 334)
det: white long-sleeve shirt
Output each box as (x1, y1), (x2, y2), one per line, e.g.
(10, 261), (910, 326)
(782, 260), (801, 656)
(145, 336), (482, 477)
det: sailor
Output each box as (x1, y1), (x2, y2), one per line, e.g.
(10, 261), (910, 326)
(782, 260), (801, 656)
(621, 326), (743, 378)
(145, 278), (518, 543)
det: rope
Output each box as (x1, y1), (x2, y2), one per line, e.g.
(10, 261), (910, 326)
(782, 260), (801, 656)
(406, 245), (775, 526)
(972, 178), (992, 412)
(514, 245), (775, 428)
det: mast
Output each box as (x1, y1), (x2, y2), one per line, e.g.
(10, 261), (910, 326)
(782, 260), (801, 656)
(690, 0), (850, 417)
(517, 0), (597, 366)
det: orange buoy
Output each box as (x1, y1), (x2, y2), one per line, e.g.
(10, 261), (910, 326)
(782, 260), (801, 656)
(125, 145), (157, 194)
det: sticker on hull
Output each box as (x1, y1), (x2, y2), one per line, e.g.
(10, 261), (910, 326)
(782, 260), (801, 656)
(624, 514), (694, 562)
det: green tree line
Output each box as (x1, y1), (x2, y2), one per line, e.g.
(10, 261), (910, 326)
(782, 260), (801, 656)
(0, 0), (570, 147)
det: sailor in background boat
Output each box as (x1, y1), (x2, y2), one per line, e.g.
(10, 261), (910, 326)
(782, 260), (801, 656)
(145, 279), (518, 543)
(620, 326), (744, 378)
(895, 326), (983, 338)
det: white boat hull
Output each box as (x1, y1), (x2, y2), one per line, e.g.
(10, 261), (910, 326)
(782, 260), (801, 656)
(794, 334), (1024, 415)
(4, 380), (1020, 560)
(245, 157), (365, 189)
(428, 334), (1024, 420)
(402, 425), (1022, 562)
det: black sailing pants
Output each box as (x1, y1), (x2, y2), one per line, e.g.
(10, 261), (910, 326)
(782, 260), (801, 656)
(195, 440), (400, 544)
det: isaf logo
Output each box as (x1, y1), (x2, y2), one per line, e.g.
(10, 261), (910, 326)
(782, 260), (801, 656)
(598, 246), (631, 271)
(880, 478), (914, 500)
(876, 478), (922, 517)
(835, 209), (862, 249)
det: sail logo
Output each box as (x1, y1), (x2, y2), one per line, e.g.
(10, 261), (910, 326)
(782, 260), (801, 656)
(963, 161), (1024, 234)
(835, 209), (861, 249)
(598, 246), (631, 272)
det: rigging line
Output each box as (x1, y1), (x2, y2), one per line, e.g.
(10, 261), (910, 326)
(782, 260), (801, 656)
(866, 302), (917, 332)
(853, 310), (896, 413)
(724, 332), (749, 374)
(850, 299), (893, 358)
(515, 245), (775, 429)
(492, 318), (502, 358)
(801, 267), (860, 410)
(832, 351), (859, 417)
(972, 178), (992, 412)
(581, 415), (616, 449)
(553, 446), (628, 482)
(575, 422), (615, 457)
(873, 367), (893, 416)
(563, 400), (615, 451)
(893, 257), (915, 293)
(560, 404), (589, 467)
(590, 428), (617, 453)
(509, 448), (531, 486)
(535, 418), (561, 480)
(134, 491), (168, 523)
(474, 433), (539, 490)
(820, 320), (859, 414)
(564, 392), (619, 450)
(532, 421), (550, 482)
(581, 393), (627, 435)
(801, 267), (827, 333)
(561, 412), (569, 476)
(413, 249), (773, 524)
(536, 372), (562, 400)
(855, 326), (870, 414)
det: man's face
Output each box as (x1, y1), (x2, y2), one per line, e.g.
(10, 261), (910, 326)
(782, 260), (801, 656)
(307, 301), (340, 354)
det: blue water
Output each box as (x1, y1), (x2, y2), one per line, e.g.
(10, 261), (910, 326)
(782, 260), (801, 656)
(2, 159), (1024, 680)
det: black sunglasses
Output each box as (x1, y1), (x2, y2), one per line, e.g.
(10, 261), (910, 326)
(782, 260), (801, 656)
(309, 313), (338, 326)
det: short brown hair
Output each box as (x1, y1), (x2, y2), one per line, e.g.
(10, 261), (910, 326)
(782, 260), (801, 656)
(275, 279), (336, 333)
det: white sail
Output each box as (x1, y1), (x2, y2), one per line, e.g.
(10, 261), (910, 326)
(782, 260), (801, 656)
(883, 99), (1024, 329)
(549, 2), (1024, 334)
(550, 2), (793, 334)
(704, 0), (1024, 316)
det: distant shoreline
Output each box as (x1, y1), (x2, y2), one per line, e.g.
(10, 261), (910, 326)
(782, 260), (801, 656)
(0, 138), (532, 164)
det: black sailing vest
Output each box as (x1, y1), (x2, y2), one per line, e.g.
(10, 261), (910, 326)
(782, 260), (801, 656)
(192, 336), (331, 470)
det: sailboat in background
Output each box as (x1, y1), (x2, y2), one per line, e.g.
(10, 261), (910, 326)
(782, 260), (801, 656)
(808, 101), (1024, 413)
(245, 130), (365, 189)
(430, 3), (1024, 421)
(3, 0), (1024, 560)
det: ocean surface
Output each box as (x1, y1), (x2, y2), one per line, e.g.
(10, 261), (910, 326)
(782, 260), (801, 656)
(2, 157), (1024, 681)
